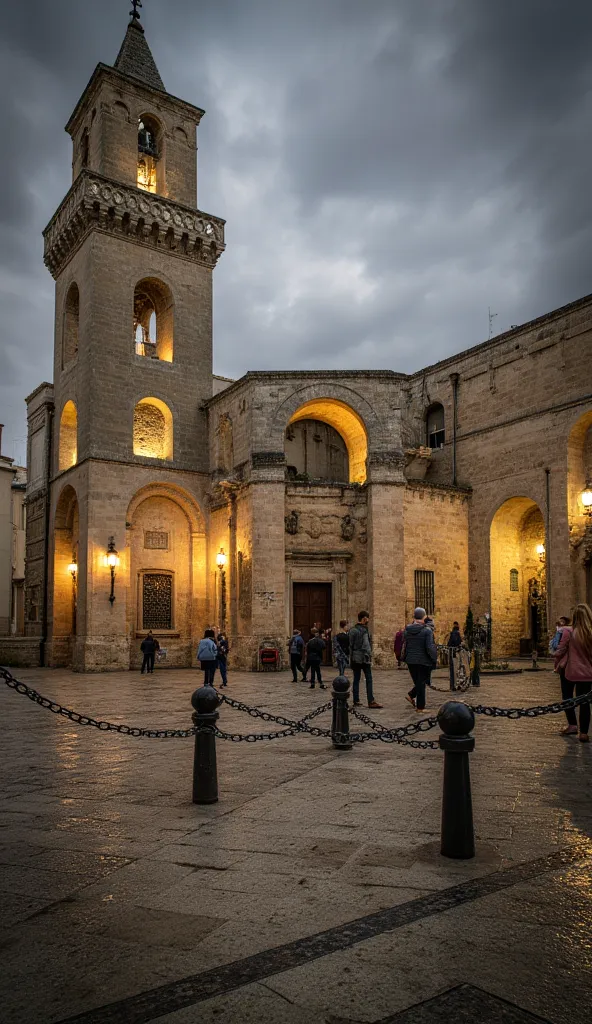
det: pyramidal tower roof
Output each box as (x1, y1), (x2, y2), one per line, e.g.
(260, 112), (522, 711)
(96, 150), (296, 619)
(113, 8), (165, 92)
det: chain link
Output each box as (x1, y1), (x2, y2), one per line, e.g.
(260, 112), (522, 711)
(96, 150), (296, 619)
(469, 690), (592, 719)
(350, 706), (441, 748)
(0, 667), (197, 738)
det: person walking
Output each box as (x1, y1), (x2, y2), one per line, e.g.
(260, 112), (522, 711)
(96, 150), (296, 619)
(306, 630), (326, 689)
(140, 631), (157, 674)
(333, 620), (350, 676)
(288, 630), (306, 682)
(554, 604), (592, 742)
(197, 629), (218, 686)
(394, 628), (405, 670)
(447, 620), (462, 690)
(216, 632), (229, 688)
(404, 608), (438, 713)
(550, 616), (570, 653)
(348, 612), (383, 709)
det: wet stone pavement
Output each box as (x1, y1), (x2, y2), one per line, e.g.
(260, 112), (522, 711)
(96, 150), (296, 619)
(0, 663), (591, 1023)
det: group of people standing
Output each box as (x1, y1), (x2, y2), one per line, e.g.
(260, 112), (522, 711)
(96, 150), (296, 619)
(288, 612), (384, 708)
(196, 630), (230, 687)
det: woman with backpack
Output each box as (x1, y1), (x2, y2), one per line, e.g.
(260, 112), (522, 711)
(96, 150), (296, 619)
(554, 604), (592, 741)
(197, 629), (218, 686)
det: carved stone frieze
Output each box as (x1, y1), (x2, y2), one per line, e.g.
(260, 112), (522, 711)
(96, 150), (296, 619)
(340, 514), (355, 541)
(285, 510), (299, 535)
(43, 170), (226, 279)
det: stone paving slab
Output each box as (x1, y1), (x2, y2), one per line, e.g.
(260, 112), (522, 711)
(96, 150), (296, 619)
(0, 665), (590, 1023)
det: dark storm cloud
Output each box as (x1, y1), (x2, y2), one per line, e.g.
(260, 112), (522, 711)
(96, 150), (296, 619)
(1, 0), (591, 462)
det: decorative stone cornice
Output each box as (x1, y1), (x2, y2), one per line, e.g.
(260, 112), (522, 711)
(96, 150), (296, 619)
(43, 171), (225, 279)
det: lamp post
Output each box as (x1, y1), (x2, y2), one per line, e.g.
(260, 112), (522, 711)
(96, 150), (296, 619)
(216, 548), (227, 631)
(105, 537), (120, 605)
(582, 488), (592, 520)
(67, 559), (78, 634)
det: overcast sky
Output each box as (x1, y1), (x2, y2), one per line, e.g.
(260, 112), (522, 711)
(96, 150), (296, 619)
(1, 0), (591, 464)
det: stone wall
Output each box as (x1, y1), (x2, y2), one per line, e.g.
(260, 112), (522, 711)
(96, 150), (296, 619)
(0, 638), (42, 668)
(402, 484), (470, 648)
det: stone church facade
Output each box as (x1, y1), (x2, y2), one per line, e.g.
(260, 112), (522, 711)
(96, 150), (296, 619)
(3, 12), (591, 672)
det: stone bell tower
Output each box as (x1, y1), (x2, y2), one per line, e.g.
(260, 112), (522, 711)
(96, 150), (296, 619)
(30, 5), (225, 670)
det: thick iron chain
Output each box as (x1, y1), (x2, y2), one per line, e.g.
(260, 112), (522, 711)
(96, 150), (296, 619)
(0, 667), (197, 738)
(350, 707), (441, 748)
(469, 690), (592, 719)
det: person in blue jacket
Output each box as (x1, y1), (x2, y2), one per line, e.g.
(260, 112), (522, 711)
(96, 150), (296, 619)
(288, 630), (306, 681)
(197, 629), (218, 685)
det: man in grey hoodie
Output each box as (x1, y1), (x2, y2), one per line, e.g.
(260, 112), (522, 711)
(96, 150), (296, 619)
(348, 611), (383, 709)
(404, 608), (438, 712)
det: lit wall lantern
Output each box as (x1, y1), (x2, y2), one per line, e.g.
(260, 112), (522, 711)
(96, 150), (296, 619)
(582, 488), (592, 520)
(67, 561), (78, 581)
(104, 537), (120, 605)
(216, 548), (227, 630)
(536, 543), (545, 563)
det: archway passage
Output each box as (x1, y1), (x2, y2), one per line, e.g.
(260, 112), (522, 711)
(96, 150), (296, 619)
(288, 399), (367, 484)
(286, 419), (348, 482)
(490, 497), (546, 657)
(53, 485), (79, 652)
(134, 278), (173, 362)
(59, 401), (78, 471)
(133, 398), (173, 460)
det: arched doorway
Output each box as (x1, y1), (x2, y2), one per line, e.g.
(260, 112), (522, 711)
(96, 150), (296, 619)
(126, 485), (205, 668)
(52, 485), (79, 664)
(490, 497), (547, 657)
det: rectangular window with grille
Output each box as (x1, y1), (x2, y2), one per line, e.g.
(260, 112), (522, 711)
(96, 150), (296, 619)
(142, 573), (173, 630)
(414, 570), (435, 615)
(510, 568), (519, 592)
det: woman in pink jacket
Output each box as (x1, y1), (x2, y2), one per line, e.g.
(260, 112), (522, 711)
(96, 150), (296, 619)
(554, 603), (592, 742)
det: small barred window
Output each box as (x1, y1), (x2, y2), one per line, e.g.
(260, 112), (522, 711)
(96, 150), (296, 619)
(142, 573), (172, 630)
(510, 568), (519, 592)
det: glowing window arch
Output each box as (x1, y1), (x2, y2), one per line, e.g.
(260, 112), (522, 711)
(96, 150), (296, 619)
(288, 399), (368, 484)
(133, 397), (173, 461)
(58, 401), (78, 471)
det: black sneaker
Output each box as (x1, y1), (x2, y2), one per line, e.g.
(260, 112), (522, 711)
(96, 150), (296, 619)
(309, 684), (315, 689)
(353, 700), (362, 706)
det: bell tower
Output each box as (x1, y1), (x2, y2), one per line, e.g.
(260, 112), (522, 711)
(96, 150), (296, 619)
(35, 5), (225, 670)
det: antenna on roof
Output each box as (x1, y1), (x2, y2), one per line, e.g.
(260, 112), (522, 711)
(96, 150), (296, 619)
(488, 306), (498, 340)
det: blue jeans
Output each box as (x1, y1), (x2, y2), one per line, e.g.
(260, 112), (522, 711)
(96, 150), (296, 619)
(216, 657), (227, 686)
(352, 662), (374, 704)
(335, 652), (348, 676)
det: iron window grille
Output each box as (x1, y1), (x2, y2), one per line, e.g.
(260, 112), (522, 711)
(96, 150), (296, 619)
(414, 570), (435, 615)
(142, 573), (173, 631)
(510, 568), (519, 592)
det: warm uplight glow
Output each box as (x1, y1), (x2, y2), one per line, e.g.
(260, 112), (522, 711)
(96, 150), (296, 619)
(288, 399), (368, 484)
(536, 544), (545, 556)
(137, 157), (157, 193)
(216, 549), (227, 568)
(67, 562), (78, 576)
(582, 489), (592, 509)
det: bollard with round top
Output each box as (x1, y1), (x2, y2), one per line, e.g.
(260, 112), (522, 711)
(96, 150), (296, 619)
(191, 685), (221, 804)
(331, 675), (352, 750)
(437, 701), (475, 859)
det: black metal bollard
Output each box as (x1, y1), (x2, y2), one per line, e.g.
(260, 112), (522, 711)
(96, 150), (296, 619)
(471, 645), (481, 687)
(191, 685), (221, 804)
(331, 675), (352, 750)
(437, 702), (475, 859)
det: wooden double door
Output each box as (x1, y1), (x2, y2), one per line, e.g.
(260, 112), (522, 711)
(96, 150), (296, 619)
(293, 582), (332, 663)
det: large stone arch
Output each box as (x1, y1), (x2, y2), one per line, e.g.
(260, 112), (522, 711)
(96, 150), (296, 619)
(270, 384), (382, 485)
(490, 496), (547, 657)
(125, 482), (206, 668)
(52, 484), (80, 663)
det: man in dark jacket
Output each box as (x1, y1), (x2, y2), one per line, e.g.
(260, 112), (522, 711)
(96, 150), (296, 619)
(447, 621), (462, 690)
(348, 612), (383, 709)
(306, 630), (326, 689)
(288, 630), (306, 682)
(404, 608), (438, 712)
(140, 631), (157, 674)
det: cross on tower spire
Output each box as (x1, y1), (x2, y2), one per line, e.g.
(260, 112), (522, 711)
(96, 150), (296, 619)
(130, 0), (142, 24)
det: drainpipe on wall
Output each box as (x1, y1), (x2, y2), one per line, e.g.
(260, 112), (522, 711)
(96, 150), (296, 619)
(545, 468), (552, 633)
(40, 404), (54, 668)
(450, 373), (460, 486)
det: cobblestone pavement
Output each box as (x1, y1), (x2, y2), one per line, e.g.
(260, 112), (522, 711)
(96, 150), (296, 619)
(0, 663), (591, 1023)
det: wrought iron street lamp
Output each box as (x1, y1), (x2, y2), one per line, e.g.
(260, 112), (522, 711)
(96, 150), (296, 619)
(104, 537), (120, 605)
(582, 488), (592, 520)
(216, 549), (227, 630)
